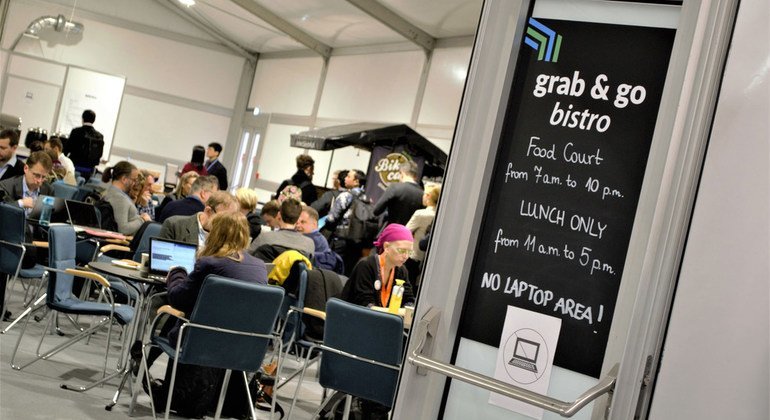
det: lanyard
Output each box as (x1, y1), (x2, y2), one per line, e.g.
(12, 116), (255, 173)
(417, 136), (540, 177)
(377, 254), (394, 307)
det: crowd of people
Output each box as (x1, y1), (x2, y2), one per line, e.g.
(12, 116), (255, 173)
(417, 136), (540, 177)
(0, 113), (442, 418)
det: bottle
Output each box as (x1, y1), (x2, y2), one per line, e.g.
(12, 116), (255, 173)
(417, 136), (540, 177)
(388, 279), (405, 314)
(39, 196), (54, 227)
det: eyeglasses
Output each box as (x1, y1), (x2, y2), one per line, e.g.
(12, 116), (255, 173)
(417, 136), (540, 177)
(389, 247), (411, 255)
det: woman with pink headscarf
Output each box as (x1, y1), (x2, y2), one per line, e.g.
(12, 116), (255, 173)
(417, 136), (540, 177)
(340, 223), (416, 308)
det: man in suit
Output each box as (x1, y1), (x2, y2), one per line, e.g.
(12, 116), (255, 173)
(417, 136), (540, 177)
(204, 142), (228, 191)
(0, 151), (53, 320)
(0, 151), (54, 214)
(373, 160), (424, 226)
(65, 109), (104, 179)
(156, 175), (218, 223)
(0, 129), (26, 181)
(158, 190), (238, 248)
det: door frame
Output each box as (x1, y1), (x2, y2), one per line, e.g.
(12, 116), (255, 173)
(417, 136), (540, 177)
(391, 1), (739, 419)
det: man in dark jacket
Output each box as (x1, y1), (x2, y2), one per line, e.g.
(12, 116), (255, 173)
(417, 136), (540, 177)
(276, 154), (317, 204)
(0, 129), (26, 181)
(204, 142), (228, 190)
(373, 160), (424, 226)
(65, 109), (104, 179)
(157, 175), (218, 223)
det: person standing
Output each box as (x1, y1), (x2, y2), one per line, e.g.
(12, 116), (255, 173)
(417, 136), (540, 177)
(0, 129), (26, 181)
(65, 109), (104, 179)
(276, 154), (317, 205)
(373, 160), (424, 226)
(204, 142), (228, 190)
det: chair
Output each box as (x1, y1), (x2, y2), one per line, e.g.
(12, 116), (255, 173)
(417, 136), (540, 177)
(0, 204), (48, 333)
(10, 225), (135, 392)
(305, 298), (404, 419)
(132, 275), (285, 420)
(52, 181), (78, 200)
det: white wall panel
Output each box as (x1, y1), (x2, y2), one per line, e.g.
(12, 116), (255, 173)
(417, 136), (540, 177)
(257, 123), (309, 183)
(1, 76), (60, 131)
(648, 0), (770, 418)
(249, 56), (324, 116)
(5, 0), (243, 108)
(317, 51), (425, 123)
(7, 54), (66, 85)
(114, 95), (231, 161)
(418, 46), (472, 126)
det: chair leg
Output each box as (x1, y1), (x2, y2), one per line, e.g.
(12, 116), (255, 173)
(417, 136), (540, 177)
(241, 371), (258, 420)
(1, 293), (46, 335)
(164, 355), (182, 420)
(311, 391), (340, 420)
(342, 394), (352, 420)
(288, 344), (319, 419)
(213, 369), (232, 420)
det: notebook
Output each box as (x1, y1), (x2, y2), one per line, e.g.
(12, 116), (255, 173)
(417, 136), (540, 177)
(28, 196), (69, 224)
(147, 237), (197, 281)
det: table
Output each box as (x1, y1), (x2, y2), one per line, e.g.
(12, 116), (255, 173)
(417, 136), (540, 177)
(85, 260), (165, 411)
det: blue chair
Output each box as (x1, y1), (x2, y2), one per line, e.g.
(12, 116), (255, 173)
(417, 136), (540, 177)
(52, 181), (78, 200)
(10, 225), (135, 392)
(308, 298), (404, 419)
(0, 203), (48, 333)
(132, 275), (285, 420)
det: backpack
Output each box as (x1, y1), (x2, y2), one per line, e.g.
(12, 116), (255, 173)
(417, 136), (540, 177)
(336, 194), (379, 244)
(94, 199), (119, 232)
(83, 130), (104, 167)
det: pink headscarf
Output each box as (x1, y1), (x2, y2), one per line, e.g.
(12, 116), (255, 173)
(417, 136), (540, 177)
(373, 223), (414, 253)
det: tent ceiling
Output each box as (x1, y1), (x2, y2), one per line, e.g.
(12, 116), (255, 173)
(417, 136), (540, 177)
(165, 0), (482, 55)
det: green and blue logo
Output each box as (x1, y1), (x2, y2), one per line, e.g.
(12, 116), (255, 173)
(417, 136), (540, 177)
(525, 18), (562, 63)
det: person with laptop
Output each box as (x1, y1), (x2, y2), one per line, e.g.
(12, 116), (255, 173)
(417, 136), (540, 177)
(156, 175), (218, 223)
(158, 190), (238, 248)
(145, 212), (268, 417)
(0, 151), (53, 321)
(101, 161), (152, 235)
(0, 151), (54, 215)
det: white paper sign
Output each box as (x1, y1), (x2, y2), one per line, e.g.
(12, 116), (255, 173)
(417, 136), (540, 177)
(489, 305), (562, 419)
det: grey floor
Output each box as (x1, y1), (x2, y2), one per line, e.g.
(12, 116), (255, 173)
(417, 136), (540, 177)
(0, 279), (327, 420)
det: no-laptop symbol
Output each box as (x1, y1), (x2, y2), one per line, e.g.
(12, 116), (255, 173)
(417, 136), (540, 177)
(525, 18), (563, 63)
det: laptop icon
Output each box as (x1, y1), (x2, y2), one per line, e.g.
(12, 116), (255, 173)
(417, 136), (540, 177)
(147, 237), (197, 281)
(508, 337), (540, 373)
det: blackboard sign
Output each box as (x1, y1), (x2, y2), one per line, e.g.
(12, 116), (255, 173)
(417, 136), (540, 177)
(457, 19), (675, 378)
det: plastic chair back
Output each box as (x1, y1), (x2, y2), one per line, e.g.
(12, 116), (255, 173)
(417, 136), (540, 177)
(131, 222), (162, 262)
(179, 275), (284, 372)
(320, 298), (404, 408)
(0, 204), (26, 275)
(52, 182), (78, 200)
(46, 225), (78, 306)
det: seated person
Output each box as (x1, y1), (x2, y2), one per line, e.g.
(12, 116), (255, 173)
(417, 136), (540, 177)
(248, 198), (315, 261)
(150, 211), (268, 417)
(156, 171), (198, 218)
(235, 187), (262, 240)
(260, 199), (281, 230)
(101, 161), (152, 235)
(0, 151), (54, 319)
(340, 223), (415, 308)
(296, 205), (344, 274)
(157, 175), (218, 223)
(159, 191), (239, 249)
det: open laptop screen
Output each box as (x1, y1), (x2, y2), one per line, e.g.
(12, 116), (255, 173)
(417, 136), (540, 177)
(65, 200), (101, 229)
(149, 237), (197, 277)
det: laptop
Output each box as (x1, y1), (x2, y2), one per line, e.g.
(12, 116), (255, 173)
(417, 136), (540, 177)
(65, 199), (102, 230)
(28, 196), (69, 224)
(508, 337), (540, 373)
(147, 237), (197, 281)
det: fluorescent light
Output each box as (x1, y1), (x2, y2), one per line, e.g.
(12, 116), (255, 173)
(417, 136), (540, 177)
(178, 0), (195, 6)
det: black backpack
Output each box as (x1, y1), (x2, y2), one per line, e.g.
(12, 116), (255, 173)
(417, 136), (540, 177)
(94, 199), (118, 232)
(336, 194), (379, 244)
(83, 130), (104, 167)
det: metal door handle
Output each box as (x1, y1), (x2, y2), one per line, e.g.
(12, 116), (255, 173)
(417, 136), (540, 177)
(407, 308), (617, 417)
